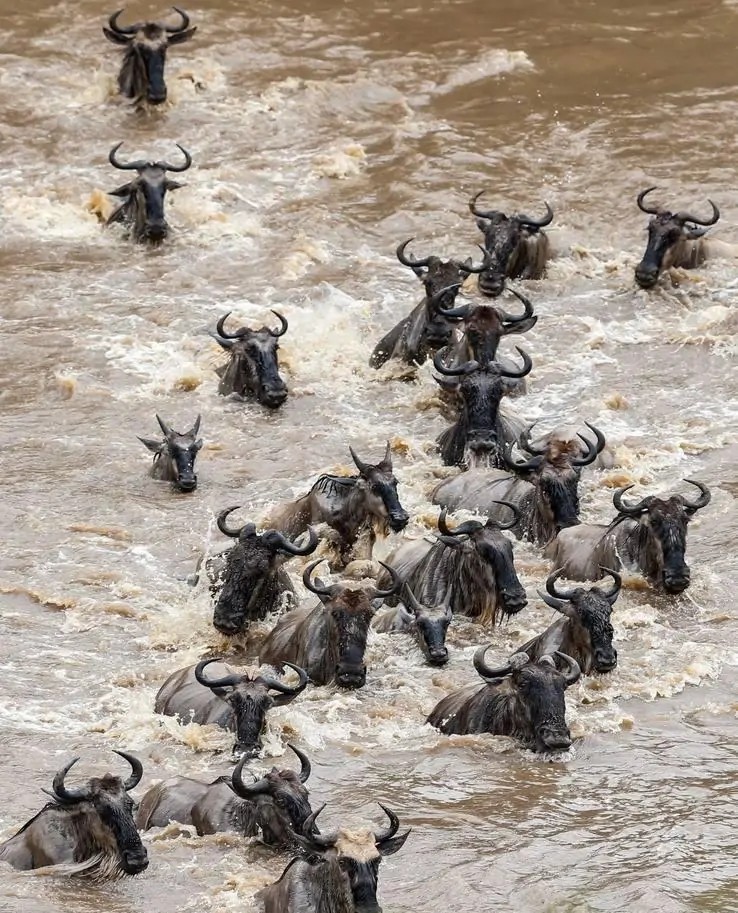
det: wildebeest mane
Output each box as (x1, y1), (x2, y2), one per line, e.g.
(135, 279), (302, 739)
(313, 474), (357, 499)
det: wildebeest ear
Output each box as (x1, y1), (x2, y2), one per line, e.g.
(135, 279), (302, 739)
(378, 828), (411, 857)
(193, 439), (204, 451)
(138, 436), (164, 453)
(102, 27), (134, 45)
(502, 315), (537, 335)
(109, 183), (135, 198)
(167, 26), (198, 45)
(476, 218), (488, 231)
(166, 180), (186, 192)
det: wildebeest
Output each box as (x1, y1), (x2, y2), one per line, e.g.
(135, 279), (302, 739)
(0, 752), (148, 877)
(546, 480), (711, 594)
(106, 141), (191, 244)
(136, 744), (313, 846)
(372, 583), (453, 666)
(469, 191), (553, 297)
(518, 567), (621, 674)
(634, 187), (720, 289)
(269, 443), (409, 567)
(155, 658), (308, 755)
(207, 507), (319, 635)
(432, 422), (605, 545)
(369, 239), (490, 368)
(427, 646), (581, 752)
(138, 413), (202, 492)
(212, 311), (289, 408)
(434, 348), (531, 468)
(258, 803), (410, 913)
(103, 7), (196, 106)
(259, 558), (401, 689)
(380, 507), (527, 625)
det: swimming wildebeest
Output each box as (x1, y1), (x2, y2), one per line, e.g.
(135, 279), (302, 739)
(136, 744), (314, 845)
(155, 658), (308, 755)
(432, 422), (605, 546)
(634, 187), (720, 289)
(0, 751), (148, 877)
(257, 803), (410, 913)
(207, 507), (319, 635)
(469, 191), (554, 297)
(259, 558), (401, 689)
(434, 348), (531, 468)
(269, 443), (409, 567)
(368, 239), (490, 368)
(106, 141), (191, 244)
(103, 7), (197, 106)
(519, 567), (621, 674)
(546, 480), (711, 594)
(427, 646), (581, 753)
(212, 311), (289, 408)
(138, 413), (202, 492)
(379, 507), (527, 625)
(372, 583), (453, 666)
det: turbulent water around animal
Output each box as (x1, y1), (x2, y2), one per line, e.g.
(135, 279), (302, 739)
(1, 1), (737, 911)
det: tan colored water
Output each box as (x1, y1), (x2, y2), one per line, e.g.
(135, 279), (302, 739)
(1, 1), (737, 910)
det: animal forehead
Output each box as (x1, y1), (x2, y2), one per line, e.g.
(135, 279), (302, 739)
(88, 774), (127, 795)
(266, 768), (301, 786)
(138, 166), (168, 183)
(231, 679), (273, 700)
(137, 23), (168, 43)
(539, 462), (578, 482)
(518, 663), (564, 685)
(569, 590), (612, 616)
(235, 329), (276, 347)
(647, 496), (688, 517)
(335, 828), (381, 862)
(329, 589), (374, 613)
(467, 306), (504, 328)
(168, 434), (197, 448)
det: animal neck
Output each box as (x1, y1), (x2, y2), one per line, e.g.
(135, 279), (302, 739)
(312, 856), (356, 913)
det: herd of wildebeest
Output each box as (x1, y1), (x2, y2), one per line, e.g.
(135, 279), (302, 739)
(1, 9), (722, 911)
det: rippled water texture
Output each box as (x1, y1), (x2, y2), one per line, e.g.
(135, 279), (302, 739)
(1, 1), (737, 911)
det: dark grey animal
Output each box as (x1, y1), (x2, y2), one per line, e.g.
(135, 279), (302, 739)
(136, 744), (313, 846)
(212, 311), (289, 408)
(103, 7), (196, 106)
(105, 141), (191, 244)
(259, 559), (401, 689)
(138, 413), (202, 492)
(519, 568), (620, 674)
(469, 191), (553, 296)
(155, 658), (308, 755)
(0, 752), (147, 878)
(546, 480), (711, 594)
(369, 239), (489, 368)
(427, 646), (581, 753)
(380, 508), (527, 625)
(269, 443), (409, 567)
(258, 803), (410, 913)
(372, 583), (453, 666)
(634, 187), (720, 289)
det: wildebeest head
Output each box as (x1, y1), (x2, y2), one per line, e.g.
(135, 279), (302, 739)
(469, 192), (554, 297)
(475, 646), (580, 752)
(212, 310), (289, 408)
(47, 751), (148, 875)
(212, 508), (318, 635)
(195, 659), (308, 755)
(634, 187), (719, 289)
(612, 480), (711, 594)
(303, 558), (401, 689)
(437, 507), (527, 619)
(440, 288), (537, 366)
(396, 584), (452, 666)
(107, 141), (191, 244)
(103, 7), (197, 106)
(349, 442), (409, 533)
(138, 413), (202, 491)
(539, 567), (621, 673)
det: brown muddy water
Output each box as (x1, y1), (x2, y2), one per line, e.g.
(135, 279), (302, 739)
(1, 1), (737, 911)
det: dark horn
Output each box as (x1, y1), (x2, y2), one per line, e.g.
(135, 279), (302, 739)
(502, 441), (544, 474)
(396, 238), (432, 269)
(303, 559), (332, 598)
(217, 506), (249, 538)
(571, 421), (606, 466)
(156, 414), (173, 438)
(468, 189), (499, 220)
(498, 288), (534, 323)
(571, 432), (599, 467)
(459, 245), (493, 275)
(114, 750), (143, 791)
(288, 744), (312, 783)
(400, 582), (423, 615)
(269, 311), (288, 338)
(108, 10), (139, 34)
(498, 346), (532, 379)
(262, 661), (308, 696)
(302, 804), (338, 847)
(682, 479), (711, 511)
(108, 141), (146, 171)
(374, 803), (400, 843)
(348, 445), (372, 475)
(596, 567), (622, 604)
(517, 202), (554, 229)
(166, 6), (191, 32)
(554, 650), (581, 687)
(546, 567), (577, 601)
(474, 644), (516, 679)
(194, 658), (243, 690)
(230, 753), (270, 799)
(674, 201), (719, 227)
(487, 500), (521, 530)
(612, 485), (649, 517)
(430, 283), (463, 308)
(373, 561), (402, 599)
(190, 414), (201, 437)
(52, 758), (90, 804)
(432, 352), (479, 377)
(537, 589), (570, 613)
(215, 312), (248, 340)
(437, 508), (482, 537)
(271, 526), (319, 557)
(637, 187), (661, 215)
(158, 144), (192, 173)
(519, 421), (547, 456)
(435, 298), (470, 319)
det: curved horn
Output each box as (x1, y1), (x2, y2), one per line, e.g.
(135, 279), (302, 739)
(261, 661), (308, 696)
(348, 445), (372, 475)
(269, 526), (319, 557)
(437, 508), (483, 538)
(571, 422), (606, 466)
(596, 566), (622, 604)
(165, 6), (191, 32)
(230, 753), (270, 799)
(190, 414), (201, 437)
(487, 500), (521, 531)
(474, 645), (529, 679)
(537, 589), (570, 613)
(517, 202), (554, 229)
(108, 9), (139, 35)
(674, 200), (719, 227)
(498, 346), (532, 379)
(519, 421), (547, 456)
(682, 479), (711, 511)
(546, 567), (577, 601)
(373, 561), (402, 600)
(396, 238), (432, 270)
(432, 352), (479, 377)
(195, 658), (243, 690)
(217, 506), (251, 538)
(497, 288), (534, 324)
(268, 310), (288, 338)
(303, 559), (333, 598)
(429, 283), (463, 309)
(108, 141), (147, 172)
(435, 298), (470, 319)
(156, 414), (173, 438)
(302, 803), (338, 847)
(52, 758), (90, 804)
(157, 144), (192, 173)
(612, 485), (650, 517)
(637, 186), (661, 215)
(374, 803), (400, 843)
(460, 245), (493, 275)
(215, 311), (249, 340)
(114, 750), (143, 791)
(400, 582), (424, 615)
(554, 650), (581, 687)
(468, 189), (499, 220)
(502, 441), (544, 474)
(288, 743), (311, 783)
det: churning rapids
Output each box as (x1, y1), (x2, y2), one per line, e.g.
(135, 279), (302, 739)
(1, 1), (737, 911)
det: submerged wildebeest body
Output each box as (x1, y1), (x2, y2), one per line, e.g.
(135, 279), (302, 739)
(138, 413), (202, 491)
(207, 507), (319, 635)
(546, 480), (711, 594)
(260, 559), (401, 689)
(427, 646), (581, 753)
(136, 744), (313, 845)
(155, 658), (308, 755)
(432, 423), (606, 546)
(212, 311), (289, 408)
(634, 187), (721, 289)
(105, 141), (191, 245)
(380, 508), (527, 625)
(269, 443), (409, 567)
(372, 583), (453, 666)
(519, 568), (621, 674)
(469, 191), (553, 297)
(258, 803), (410, 913)
(369, 239), (490, 369)
(103, 7), (197, 106)
(0, 752), (148, 877)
